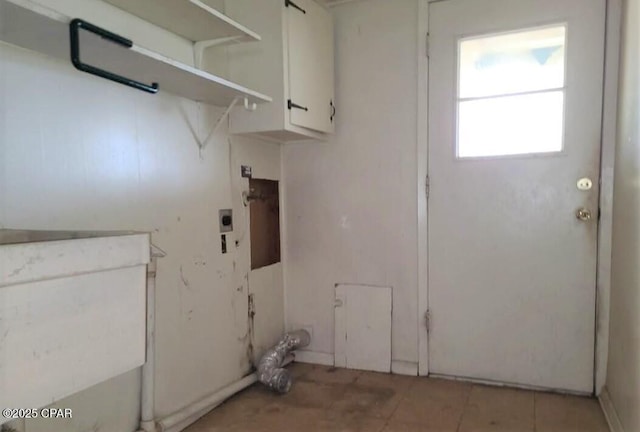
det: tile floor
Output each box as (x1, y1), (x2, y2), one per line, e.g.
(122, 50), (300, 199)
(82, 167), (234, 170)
(185, 363), (610, 432)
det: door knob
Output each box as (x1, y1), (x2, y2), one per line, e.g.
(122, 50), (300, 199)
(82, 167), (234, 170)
(576, 208), (592, 221)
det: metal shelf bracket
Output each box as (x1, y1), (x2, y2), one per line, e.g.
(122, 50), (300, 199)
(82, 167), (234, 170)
(199, 97), (257, 150)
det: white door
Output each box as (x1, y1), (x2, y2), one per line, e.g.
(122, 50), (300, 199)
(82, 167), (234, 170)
(428, 0), (605, 393)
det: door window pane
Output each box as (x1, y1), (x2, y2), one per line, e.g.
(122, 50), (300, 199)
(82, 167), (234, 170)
(458, 91), (564, 158)
(457, 25), (567, 158)
(459, 26), (566, 99)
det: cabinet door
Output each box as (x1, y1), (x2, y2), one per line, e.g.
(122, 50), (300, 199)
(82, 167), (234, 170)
(286, 0), (335, 134)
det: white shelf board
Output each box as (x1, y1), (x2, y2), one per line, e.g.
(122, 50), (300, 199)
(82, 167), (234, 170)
(102, 0), (261, 44)
(0, 0), (272, 106)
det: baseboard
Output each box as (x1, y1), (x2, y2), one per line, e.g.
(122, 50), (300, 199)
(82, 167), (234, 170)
(292, 351), (418, 377)
(157, 374), (257, 432)
(429, 373), (591, 396)
(391, 360), (418, 376)
(599, 387), (624, 432)
(293, 350), (334, 366)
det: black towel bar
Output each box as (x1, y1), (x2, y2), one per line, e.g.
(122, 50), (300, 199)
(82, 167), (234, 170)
(69, 18), (159, 94)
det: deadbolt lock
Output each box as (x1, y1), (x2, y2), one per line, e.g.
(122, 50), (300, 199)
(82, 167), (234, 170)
(576, 208), (592, 221)
(577, 178), (593, 191)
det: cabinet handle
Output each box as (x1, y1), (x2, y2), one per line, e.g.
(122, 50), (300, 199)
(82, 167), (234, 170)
(330, 100), (336, 123)
(285, 0), (306, 14)
(69, 19), (159, 94)
(288, 100), (309, 112)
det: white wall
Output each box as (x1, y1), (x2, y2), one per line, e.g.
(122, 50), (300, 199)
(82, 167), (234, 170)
(0, 0), (283, 430)
(283, 0), (419, 369)
(605, 0), (640, 430)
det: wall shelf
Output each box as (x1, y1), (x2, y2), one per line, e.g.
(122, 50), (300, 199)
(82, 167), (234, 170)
(102, 0), (261, 44)
(0, 0), (272, 106)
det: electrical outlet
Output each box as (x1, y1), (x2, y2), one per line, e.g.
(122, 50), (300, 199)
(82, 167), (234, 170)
(241, 165), (252, 178)
(219, 209), (233, 233)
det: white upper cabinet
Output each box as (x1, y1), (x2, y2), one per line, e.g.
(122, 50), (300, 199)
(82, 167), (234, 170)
(287, 0), (335, 134)
(226, 0), (335, 142)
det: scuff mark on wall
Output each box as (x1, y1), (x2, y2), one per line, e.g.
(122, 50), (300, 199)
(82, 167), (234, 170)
(246, 280), (256, 369)
(237, 329), (253, 366)
(234, 283), (254, 373)
(8, 255), (44, 278)
(230, 273), (256, 373)
(179, 266), (191, 290)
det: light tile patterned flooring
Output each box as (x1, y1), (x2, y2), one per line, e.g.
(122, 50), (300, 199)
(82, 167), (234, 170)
(185, 363), (610, 432)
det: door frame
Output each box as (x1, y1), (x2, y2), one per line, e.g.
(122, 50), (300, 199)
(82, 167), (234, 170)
(416, 0), (623, 395)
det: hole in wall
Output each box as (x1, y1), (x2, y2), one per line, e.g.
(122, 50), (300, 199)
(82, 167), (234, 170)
(249, 178), (281, 270)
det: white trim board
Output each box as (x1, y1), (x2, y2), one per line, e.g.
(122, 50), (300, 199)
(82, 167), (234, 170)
(431, 373), (591, 397)
(595, 0), (622, 395)
(416, 0), (430, 377)
(293, 351), (418, 377)
(391, 360), (419, 376)
(157, 374), (257, 432)
(293, 350), (334, 366)
(599, 387), (625, 432)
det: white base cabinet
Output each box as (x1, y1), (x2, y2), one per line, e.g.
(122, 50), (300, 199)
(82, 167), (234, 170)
(225, 0), (335, 142)
(0, 230), (150, 420)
